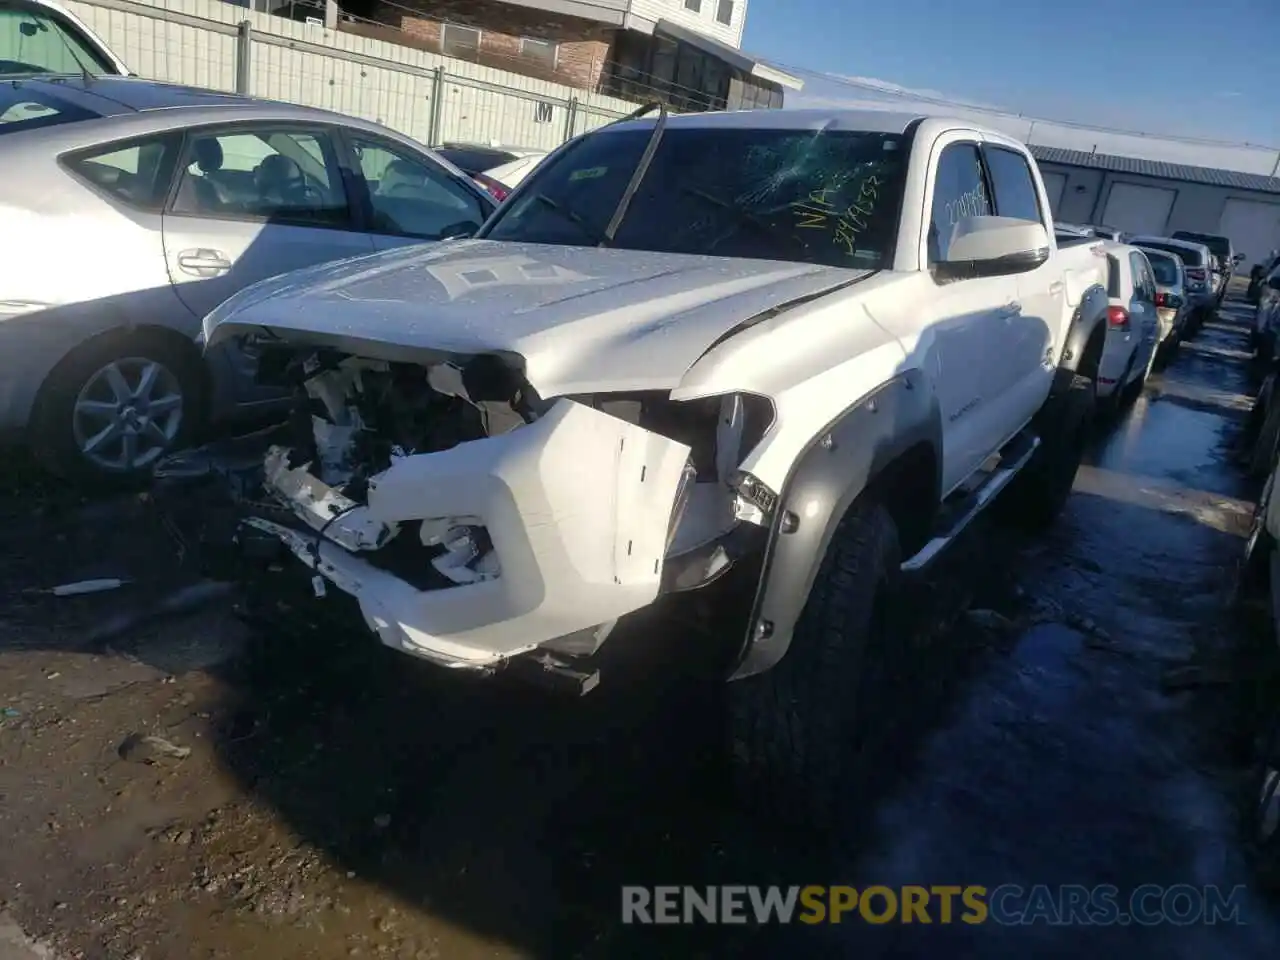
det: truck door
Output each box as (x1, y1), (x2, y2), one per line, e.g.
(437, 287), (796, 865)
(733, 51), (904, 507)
(914, 140), (1019, 494)
(981, 143), (1060, 434)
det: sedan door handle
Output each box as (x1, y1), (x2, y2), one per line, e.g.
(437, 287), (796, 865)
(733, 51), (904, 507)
(177, 248), (233, 277)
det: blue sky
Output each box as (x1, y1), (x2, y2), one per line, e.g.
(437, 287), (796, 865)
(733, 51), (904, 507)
(742, 0), (1278, 146)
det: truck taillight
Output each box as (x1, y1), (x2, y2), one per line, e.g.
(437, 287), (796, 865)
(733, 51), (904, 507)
(1107, 306), (1130, 329)
(1155, 292), (1183, 309)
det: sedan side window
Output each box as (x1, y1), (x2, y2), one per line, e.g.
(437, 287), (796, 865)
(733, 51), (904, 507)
(983, 147), (1044, 226)
(62, 133), (182, 211)
(350, 137), (487, 241)
(170, 126), (351, 227)
(928, 142), (990, 265)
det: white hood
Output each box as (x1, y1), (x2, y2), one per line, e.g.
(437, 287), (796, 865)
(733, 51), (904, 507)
(203, 240), (867, 396)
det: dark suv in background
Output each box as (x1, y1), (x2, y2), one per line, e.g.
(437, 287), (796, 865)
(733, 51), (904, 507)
(1173, 230), (1239, 305)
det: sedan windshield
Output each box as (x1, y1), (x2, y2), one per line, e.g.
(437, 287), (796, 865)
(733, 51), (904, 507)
(481, 125), (909, 270)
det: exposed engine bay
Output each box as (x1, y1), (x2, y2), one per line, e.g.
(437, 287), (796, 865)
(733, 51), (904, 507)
(165, 342), (774, 673)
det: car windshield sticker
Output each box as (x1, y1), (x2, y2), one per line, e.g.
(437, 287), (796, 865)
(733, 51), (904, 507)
(569, 166), (607, 182)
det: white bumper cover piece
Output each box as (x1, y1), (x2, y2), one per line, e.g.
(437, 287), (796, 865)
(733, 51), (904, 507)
(251, 400), (694, 668)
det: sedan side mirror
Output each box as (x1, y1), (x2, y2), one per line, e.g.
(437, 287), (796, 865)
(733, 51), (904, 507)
(934, 216), (1050, 282)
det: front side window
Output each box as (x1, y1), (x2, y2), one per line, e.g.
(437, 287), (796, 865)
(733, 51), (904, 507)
(170, 126), (350, 226)
(63, 134), (181, 211)
(0, 0), (114, 76)
(927, 142), (989, 264)
(483, 126), (909, 270)
(351, 137), (487, 240)
(984, 146), (1043, 225)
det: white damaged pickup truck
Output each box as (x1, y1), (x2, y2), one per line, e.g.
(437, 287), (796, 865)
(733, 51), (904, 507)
(163, 106), (1112, 823)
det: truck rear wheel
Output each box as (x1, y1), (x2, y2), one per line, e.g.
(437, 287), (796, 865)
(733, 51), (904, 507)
(727, 499), (901, 832)
(1000, 372), (1094, 531)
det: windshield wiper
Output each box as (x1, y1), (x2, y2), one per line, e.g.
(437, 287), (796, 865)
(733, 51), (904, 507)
(680, 184), (809, 255)
(529, 192), (604, 245)
(599, 100), (669, 248)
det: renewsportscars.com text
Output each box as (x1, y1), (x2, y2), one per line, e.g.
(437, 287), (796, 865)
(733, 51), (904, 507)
(621, 884), (1249, 926)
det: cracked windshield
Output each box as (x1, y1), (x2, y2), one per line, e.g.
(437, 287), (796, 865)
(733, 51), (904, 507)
(1, 0), (1279, 958)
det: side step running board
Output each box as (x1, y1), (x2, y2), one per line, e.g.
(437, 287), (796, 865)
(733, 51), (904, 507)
(900, 433), (1041, 573)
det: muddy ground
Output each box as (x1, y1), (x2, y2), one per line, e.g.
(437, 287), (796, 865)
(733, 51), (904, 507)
(0, 298), (1276, 959)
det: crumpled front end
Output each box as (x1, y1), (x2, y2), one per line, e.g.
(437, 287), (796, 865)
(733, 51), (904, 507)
(162, 344), (771, 675)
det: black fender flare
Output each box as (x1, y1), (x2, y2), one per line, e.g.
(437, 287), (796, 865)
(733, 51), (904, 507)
(1057, 283), (1109, 379)
(729, 368), (942, 680)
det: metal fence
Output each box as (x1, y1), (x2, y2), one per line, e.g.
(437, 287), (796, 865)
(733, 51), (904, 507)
(63, 0), (650, 150)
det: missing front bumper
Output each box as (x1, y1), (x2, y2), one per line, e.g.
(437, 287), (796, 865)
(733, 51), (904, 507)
(240, 399), (697, 669)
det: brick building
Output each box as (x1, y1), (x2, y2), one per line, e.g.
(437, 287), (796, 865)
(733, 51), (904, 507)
(350, 0), (801, 111)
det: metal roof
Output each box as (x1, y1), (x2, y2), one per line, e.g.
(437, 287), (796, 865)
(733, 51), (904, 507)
(1029, 144), (1280, 196)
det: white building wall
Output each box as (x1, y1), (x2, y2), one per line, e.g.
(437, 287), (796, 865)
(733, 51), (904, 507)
(1038, 161), (1280, 268)
(629, 0), (745, 47)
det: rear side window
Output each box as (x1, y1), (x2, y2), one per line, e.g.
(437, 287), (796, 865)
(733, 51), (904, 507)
(0, 84), (95, 133)
(1106, 254), (1121, 297)
(983, 146), (1043, 225)
(170, 125), (351, 226)
(62, 133), (182, 211)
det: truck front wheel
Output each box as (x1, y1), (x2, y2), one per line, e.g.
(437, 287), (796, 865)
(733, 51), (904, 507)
(727, 499), (902, 832)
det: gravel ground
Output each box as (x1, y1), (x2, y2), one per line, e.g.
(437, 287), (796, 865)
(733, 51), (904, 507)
(0, 298), (1275, 959)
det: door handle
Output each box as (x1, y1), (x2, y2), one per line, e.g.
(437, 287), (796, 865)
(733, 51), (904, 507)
(1048, 281), (1065, 295)
(177, 248), (232, 277)
(997, 302), (1022, 319)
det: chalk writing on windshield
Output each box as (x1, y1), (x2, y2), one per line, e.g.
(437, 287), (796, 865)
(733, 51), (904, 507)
(790, 174), (885, 257)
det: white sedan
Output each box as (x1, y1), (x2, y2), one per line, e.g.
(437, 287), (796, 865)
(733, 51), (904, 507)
(0, 76), (496, 482)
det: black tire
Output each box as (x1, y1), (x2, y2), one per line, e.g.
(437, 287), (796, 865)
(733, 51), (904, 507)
(31, 329), (206, 486)
(727, 500), (902, 832)
(1000, 373), (1094, 531)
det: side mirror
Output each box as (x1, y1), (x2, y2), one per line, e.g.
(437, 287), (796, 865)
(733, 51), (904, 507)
(1234, 253), (1246, 265)
(1268, 276), (1280, 292)
(934, 216), (1050, 282)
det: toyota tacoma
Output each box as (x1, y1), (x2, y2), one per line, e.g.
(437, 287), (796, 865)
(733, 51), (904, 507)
(161, 106), (1112, 823)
